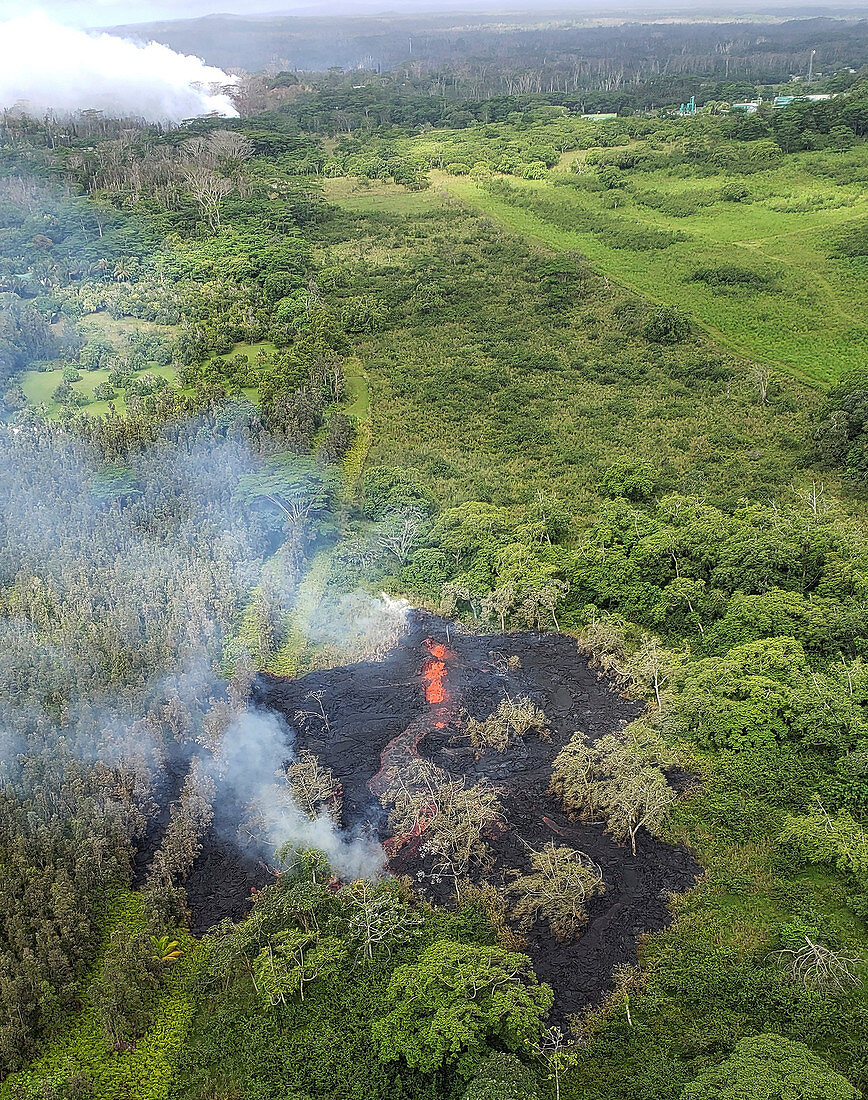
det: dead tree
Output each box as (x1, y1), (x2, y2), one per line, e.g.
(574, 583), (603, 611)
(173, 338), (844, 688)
(508, 841), (605, 941)
(774, 935), (860, 992)
(293, 690), (331, 735)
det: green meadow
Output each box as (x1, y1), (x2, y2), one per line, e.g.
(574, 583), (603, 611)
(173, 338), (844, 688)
(411, 136), (868, 387)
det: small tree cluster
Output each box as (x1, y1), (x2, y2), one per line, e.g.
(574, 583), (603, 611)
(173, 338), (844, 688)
(550, 724), (677, 855)
(88, 930), (161, 1049)
(148, 757), (216, 885)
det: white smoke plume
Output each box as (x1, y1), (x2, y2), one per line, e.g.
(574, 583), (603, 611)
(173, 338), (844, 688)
(0, 13), (238, 122)
(217, 710), (385, 881)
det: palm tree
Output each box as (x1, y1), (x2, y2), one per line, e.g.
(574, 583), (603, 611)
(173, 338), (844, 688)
(152, 935), (183, 964)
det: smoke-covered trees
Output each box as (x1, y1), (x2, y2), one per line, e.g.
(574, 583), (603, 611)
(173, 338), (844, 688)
(147, 758), (216, 886)
(287, 749), (343, 822)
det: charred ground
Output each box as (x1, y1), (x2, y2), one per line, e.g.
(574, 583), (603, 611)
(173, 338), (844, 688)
(241, 612), (700, 1018)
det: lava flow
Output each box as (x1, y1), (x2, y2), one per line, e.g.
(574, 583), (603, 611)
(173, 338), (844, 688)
(422, 639), (451, 706)
(368, 636), (456, 850)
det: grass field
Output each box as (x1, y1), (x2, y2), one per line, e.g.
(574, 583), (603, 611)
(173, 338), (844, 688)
(319, 175), (832, 516)
(417, 142), (868, 388)
(20, 364), (176, 417)
(21, 340), (275, 417)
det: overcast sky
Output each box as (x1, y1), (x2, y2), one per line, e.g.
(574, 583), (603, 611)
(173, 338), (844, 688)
(0, 1), (300, 26)
(0, 0), (860, 28)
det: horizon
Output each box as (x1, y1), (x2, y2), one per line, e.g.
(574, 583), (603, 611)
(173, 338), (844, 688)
(2, 0), (868, 29)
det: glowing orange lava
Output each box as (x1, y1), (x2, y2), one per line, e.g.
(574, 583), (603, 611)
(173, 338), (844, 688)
(422, 638), (453, 705)
(422, 658), (447, 703)
(368, 635), (459, 862)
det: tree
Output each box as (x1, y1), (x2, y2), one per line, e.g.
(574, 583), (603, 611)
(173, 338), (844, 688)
(286, 748), (342, 821)
(632, 632), (680, 709)
(481, 582), (517, 632)
(151, 935), (183, 964)
(464, 695), (549, 753)
(753, 363), (772, 405)
(680, 1034), (859, 1100)
(252, 928), (347, 1005)
(551, 725), (677, 854)
(184, 167), (232, 233)
(371, 941), (553, 1077)
(462, 1052), (541, 1100)
(507, 842), (605, 940)
(340, 879), (422, 961)
(536, 1027), (579, 1100)
(378, 509), (427, 565)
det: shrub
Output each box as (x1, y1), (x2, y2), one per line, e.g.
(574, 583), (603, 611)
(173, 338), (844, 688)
(680, 1033), (859, 1100)
(602, 458), (658, 500)
(643, 307), (692, 344)
(687, 265), (774, 292)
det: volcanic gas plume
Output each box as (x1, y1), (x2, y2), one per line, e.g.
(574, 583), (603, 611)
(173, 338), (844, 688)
(0, 13), (238, 121)
(249, 614), (699, 1017)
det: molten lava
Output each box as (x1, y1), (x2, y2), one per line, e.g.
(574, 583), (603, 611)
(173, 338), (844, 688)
(422, 657), (447, 703)
(368, 636), (457, 855)
(422, 638), (452, 705)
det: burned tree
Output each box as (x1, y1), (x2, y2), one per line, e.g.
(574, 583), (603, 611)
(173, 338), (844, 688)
(464, 694), (550, 754)
(422, 780), (505, 888)
(551, 725), (677, 855)
(507, 842), (605, 941)
(382, 758), (451, 840)
(774, 935), (860, 993)
(294, 689), (332, 736)
(286, 749), (342, 822)
(380, 760), (504, 891)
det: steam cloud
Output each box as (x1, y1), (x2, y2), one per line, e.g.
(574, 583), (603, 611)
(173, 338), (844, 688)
(0, 13), (238, 121)
(218, 711), (385, 881)
(0, 419), (399, 883)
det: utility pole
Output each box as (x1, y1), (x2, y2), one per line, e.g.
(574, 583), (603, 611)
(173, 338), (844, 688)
(808, 49), (816, 83)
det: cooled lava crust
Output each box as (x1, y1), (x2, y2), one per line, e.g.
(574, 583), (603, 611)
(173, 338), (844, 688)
(195, 611), (700, 1019)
